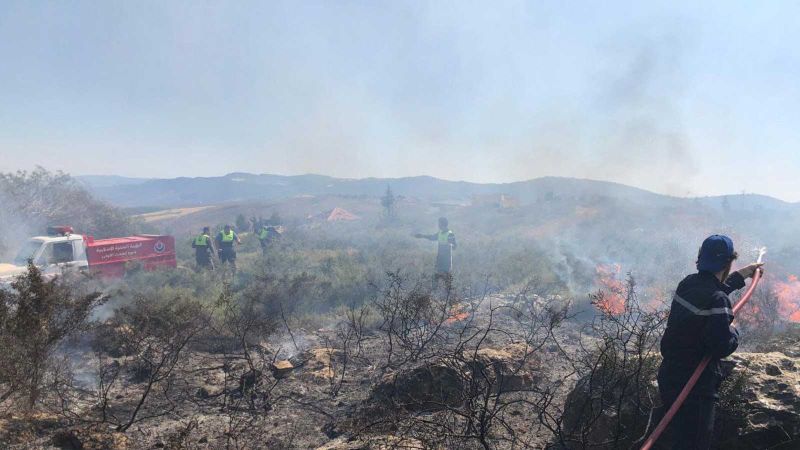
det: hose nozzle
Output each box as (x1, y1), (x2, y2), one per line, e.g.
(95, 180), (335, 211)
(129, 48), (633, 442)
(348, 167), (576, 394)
(757, 247), (767, 264)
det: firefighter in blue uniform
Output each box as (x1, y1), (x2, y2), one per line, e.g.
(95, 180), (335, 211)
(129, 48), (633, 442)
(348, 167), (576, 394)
(657, 235), (762, 449)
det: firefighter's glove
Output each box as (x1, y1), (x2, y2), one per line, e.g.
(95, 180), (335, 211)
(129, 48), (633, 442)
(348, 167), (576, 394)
(737, 263), (764, 279)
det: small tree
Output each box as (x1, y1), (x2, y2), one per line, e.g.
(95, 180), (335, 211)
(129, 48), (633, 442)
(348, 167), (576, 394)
(381, 185), (396, 219)
(0, 263), (106, 408)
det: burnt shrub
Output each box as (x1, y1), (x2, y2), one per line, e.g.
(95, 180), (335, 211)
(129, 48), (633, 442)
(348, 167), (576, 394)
(0, 263), (106, 409)
(90, 291), (208, 431)
(555, 276), (668, 449)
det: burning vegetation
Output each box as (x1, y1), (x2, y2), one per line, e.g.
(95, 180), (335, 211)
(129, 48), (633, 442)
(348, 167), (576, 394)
(2, 169), (800, 448)
(773, 275), (800, 322)
(593, 263), (627, 315)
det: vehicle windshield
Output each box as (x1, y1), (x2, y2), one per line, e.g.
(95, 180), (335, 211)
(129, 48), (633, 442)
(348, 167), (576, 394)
(12, 241), (43, 266)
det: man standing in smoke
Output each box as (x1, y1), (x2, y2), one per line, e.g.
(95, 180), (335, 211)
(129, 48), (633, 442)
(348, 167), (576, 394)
(257, 225), (280, 255)
(215, 224), (241, 270)
(414, 217), (456, 289)
(191, 226), (216, 270)
(657, 235), (763, 449)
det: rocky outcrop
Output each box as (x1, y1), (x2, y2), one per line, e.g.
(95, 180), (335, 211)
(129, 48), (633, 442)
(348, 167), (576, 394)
(561, 350), (800, 449)
(295, 348), (340, 382)
(560, 355), (658, 449)
(366, 343), (541, 412)
(716, 351), (800, 449)
(468, 343), (542, 393)
(370, 362), (463, 412)
(323, 343), (544, 444)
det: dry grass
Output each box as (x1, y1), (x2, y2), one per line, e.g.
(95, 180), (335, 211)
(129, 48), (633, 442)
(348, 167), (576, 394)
(135, 206), (214, 223)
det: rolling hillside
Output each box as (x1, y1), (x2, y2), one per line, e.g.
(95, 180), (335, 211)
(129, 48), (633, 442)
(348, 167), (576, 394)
(79, 173), (796, 213)
(91, 173), (800, 288)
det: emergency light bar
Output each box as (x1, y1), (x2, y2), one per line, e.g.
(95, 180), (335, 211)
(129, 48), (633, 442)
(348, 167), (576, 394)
(46, 225), (74, 236)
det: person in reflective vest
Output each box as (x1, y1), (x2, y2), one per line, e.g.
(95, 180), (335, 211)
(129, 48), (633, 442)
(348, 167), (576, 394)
(215, 224), (241, 268)
(414, 217), (457, 288)
(257, 225), (280, 254)
(657, 235), (763, 449)
(191, 226), (215, 269)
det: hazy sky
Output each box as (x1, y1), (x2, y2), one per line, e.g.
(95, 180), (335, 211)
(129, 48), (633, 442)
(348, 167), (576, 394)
(1, 1), (799, 200)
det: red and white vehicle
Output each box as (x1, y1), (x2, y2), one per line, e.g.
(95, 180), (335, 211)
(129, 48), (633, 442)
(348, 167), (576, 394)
(0, 226), (176, 282)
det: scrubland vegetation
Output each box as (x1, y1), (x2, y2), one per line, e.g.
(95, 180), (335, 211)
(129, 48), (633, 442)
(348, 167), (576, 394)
(1, 169), (798, 449)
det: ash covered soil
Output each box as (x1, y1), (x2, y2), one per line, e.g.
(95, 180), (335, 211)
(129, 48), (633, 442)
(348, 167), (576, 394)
(4, 287), (800, 450)
(0, 293), (585, 450)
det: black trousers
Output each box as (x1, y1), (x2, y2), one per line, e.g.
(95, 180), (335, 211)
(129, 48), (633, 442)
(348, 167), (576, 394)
(219, 250), (236, 264)
(195, 251), (213, 269)
(659, 389), (716, 450)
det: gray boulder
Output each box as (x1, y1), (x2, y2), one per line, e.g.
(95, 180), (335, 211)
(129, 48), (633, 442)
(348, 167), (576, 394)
(560, 351), (800, 449)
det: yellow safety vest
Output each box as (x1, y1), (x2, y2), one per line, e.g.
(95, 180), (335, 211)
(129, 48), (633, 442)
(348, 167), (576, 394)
(438, 230), (452, 245)
(221, 230), (235, 242)
(194, 234), (209, 246)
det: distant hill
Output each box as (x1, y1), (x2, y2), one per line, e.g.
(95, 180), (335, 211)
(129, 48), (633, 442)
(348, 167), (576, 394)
(77, 175), (151, 189)
(78, 172), (773, 210)
(84, 173), (800, 285)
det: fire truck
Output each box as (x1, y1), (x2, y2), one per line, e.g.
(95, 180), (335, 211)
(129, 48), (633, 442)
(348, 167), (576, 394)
(0, 226), (177, 282)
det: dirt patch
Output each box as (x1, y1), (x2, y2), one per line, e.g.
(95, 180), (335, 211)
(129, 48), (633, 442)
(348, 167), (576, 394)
(135, 206), (213, 223)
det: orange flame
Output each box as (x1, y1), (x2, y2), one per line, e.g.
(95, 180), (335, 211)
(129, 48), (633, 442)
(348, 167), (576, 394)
(774, 275), (800, 322)
(444, 304), (470, 324)
(595, 263), (626, 315)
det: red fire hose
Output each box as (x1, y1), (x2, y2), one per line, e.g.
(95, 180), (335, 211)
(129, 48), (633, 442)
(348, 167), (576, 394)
(640, 249), (766, 450)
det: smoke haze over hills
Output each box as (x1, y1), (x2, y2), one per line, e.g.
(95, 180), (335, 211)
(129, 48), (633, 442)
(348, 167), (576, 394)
(77, 172), (796, 210)
(4, 3), (800, 448)
(2, 2), (800, 200)
(74, 171), (800, 289)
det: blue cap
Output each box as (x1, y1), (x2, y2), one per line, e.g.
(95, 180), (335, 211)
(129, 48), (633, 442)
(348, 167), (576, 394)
(696, 235), (735, 272)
